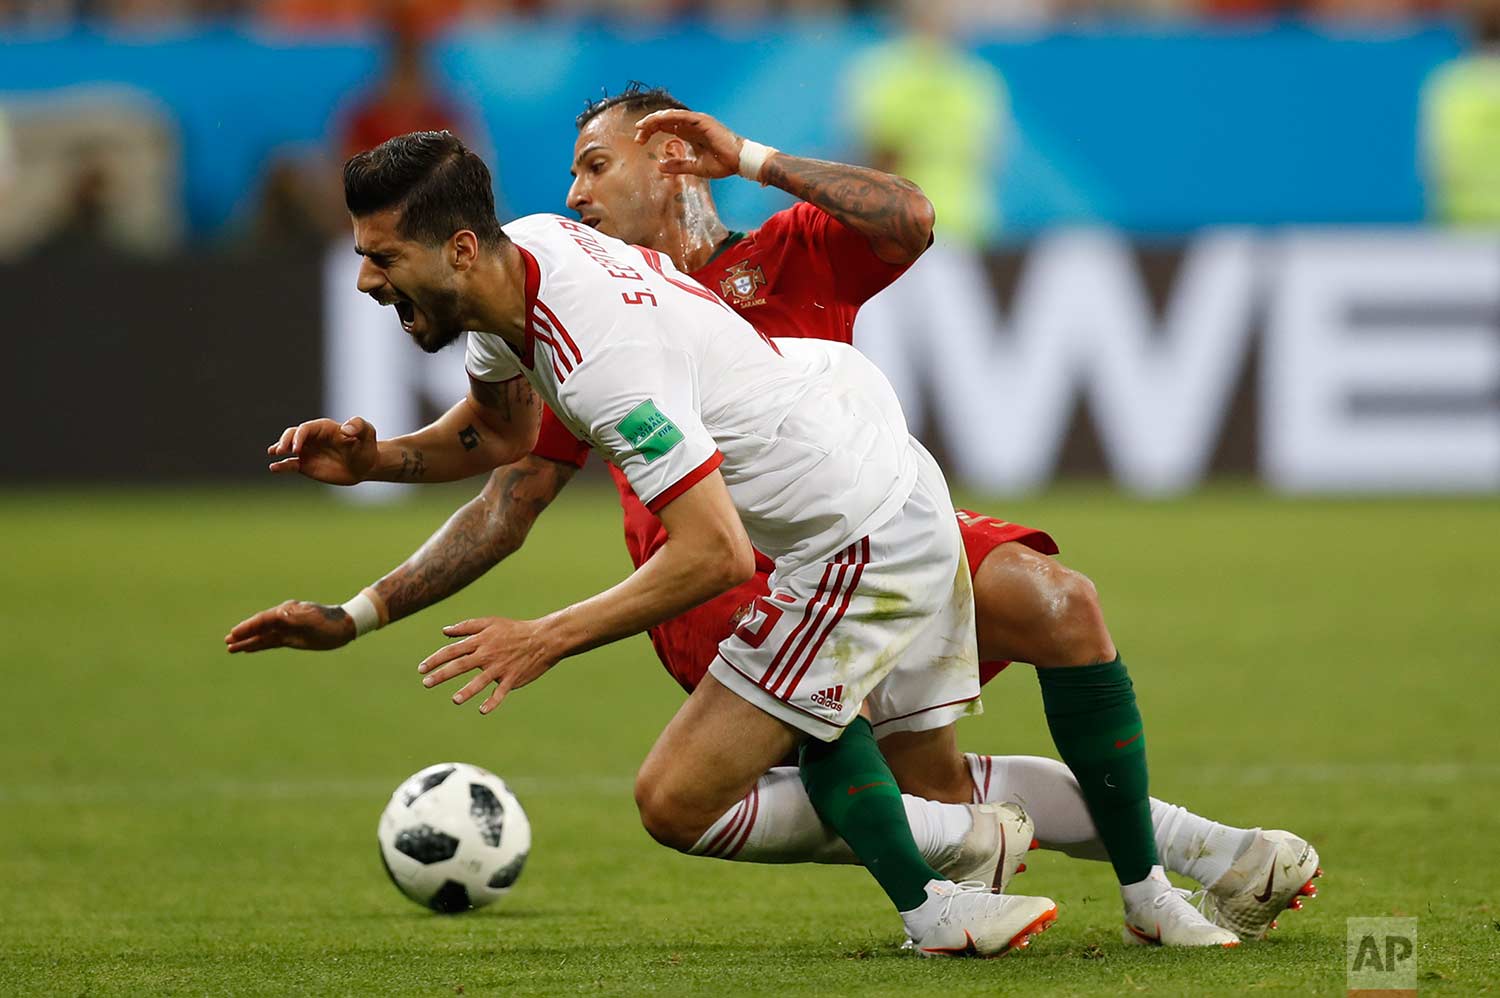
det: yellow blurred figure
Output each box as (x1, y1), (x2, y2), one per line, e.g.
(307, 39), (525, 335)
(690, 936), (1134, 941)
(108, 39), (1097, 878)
(846, 3), (1008, 246)
(1422, 1), (1500, 226)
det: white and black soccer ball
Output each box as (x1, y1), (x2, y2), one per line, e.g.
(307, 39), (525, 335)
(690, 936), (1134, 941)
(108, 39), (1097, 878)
(377, 762), (531, 913)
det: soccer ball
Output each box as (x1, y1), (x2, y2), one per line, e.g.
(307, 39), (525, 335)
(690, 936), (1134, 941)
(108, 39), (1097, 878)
(377, 762), (531, 913)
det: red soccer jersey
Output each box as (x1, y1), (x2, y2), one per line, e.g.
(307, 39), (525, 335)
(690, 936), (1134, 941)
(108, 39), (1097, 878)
(529, 202), (912, 571)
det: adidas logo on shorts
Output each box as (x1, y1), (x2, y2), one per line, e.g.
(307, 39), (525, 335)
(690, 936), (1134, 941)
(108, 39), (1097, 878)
(809, 685), (845, 712)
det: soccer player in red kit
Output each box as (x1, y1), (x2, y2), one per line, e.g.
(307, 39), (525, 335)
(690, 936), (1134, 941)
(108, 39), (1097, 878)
(228, 87), (1318, 946)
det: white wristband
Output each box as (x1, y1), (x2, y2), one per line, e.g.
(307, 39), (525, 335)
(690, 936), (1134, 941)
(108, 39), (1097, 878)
(341, 591), (382, 638)
(738, 139), (778, 184)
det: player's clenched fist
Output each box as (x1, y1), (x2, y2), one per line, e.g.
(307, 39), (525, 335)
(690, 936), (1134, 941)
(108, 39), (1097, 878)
(267, 416), (378, 486)
(634, 109), (746, 180)
(417, 617), (558, 716)
(224, 600), (355, 653)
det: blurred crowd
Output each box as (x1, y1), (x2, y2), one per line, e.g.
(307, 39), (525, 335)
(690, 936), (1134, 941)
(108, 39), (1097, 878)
(0, 0), (1481, 27)
(0, 0), (1497, 259)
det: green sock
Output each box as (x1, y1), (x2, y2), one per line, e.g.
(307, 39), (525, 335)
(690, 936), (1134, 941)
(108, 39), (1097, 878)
(798, 717), (941, 912)
(1036, 655), (1159, 885)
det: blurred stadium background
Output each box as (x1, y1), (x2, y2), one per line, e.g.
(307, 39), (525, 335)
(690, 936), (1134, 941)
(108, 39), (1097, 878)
(2, 0), (1498, 491)
(3, 1), (1497, 994)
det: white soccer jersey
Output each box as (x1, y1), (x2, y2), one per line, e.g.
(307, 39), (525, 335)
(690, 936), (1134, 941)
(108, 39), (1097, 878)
(465, 213), (918, 568)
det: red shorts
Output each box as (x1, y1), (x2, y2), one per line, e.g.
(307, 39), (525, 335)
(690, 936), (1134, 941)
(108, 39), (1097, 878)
(649, 511), (1058, 695)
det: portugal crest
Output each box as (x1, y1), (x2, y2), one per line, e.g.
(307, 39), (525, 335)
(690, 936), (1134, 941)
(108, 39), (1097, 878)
(719, 260), (768, 307)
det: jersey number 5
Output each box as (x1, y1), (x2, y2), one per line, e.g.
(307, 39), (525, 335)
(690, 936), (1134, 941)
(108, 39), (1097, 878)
(732, 598), (786, 649)
(621, 290), (658, 307)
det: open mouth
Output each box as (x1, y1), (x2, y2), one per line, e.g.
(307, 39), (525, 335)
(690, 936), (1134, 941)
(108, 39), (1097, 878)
(393, 299), (416, 330)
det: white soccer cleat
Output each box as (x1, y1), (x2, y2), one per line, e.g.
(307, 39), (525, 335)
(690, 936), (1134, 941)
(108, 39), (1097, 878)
(939, 802), (1035, 893)
(902, 879), (1058, 958)
(1123, 885), (1240, 948)
(1198, 829), (1321, 941)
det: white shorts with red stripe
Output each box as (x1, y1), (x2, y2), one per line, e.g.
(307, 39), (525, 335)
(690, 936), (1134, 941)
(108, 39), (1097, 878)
(708, 448), (982, 742)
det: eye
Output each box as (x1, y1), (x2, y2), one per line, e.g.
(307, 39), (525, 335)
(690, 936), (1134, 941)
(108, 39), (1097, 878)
(590, 160), (606, 174)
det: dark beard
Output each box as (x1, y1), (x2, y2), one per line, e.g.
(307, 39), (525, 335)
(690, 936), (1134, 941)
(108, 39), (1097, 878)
(412, 285), (465, 353)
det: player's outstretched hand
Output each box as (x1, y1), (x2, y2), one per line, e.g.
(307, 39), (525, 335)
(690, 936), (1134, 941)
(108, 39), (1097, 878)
(417, 617), (557, 716)
(224, 600), (356, 653)
(266, 416), (378, 486)
(634, 109), (743, 179)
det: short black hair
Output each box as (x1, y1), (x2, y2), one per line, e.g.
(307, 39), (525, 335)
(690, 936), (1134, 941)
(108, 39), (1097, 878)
(576, 82), (689, 131)
(343, 130), (506, 248)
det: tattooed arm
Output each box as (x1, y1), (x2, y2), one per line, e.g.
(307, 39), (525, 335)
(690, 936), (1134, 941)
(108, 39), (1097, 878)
(373, 375), (541, 484)
(634, 108), (935, 266)
(224, 454), (576, 653)
(265, 375), (540, 487)
(757, 155), (934, 266)
(373, 455), (575, 624)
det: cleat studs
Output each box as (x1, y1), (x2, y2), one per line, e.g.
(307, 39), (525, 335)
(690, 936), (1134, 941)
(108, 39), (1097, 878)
(1314, 867), (1323, 878)
(1016, 863), (1027, 873)
(1288, 898), (1303, 911)
(1299, 881), (1317, 897)
(1031, 839), (1039, 850)
(1270, 920), (1279, 930)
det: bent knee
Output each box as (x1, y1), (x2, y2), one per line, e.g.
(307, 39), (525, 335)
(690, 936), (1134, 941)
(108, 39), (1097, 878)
(1053, 567), (1102, 623)
(1008, 560), (1114, 667)
(1047, 567), (1115, 665)
(633, 772), (709, 853)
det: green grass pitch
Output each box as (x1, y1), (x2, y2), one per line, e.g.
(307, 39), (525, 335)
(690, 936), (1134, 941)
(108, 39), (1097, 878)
(2, 484), (1496, 996)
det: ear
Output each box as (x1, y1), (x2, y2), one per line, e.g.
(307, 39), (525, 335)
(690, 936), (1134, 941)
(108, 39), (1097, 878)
(660, 135), (692, 164)
(450, 230), (480, 271)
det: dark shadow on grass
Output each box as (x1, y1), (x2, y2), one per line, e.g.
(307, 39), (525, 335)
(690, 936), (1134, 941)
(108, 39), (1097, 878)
(349, 905), (549, 923)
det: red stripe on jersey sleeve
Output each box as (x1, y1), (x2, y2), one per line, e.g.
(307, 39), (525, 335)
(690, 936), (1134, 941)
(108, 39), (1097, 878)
(514, 246), (541, 369)
(535, 299), (583, 364)
(644, 451), (725, 514)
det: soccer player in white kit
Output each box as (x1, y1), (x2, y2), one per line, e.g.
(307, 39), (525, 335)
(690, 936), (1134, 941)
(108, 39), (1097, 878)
(463, 216), (977, 746)
(263, 131), (1055, 955)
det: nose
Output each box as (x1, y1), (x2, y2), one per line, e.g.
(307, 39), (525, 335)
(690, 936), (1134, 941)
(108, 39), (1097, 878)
(566, 176), (589, 213)
(356, 258), (385, 296)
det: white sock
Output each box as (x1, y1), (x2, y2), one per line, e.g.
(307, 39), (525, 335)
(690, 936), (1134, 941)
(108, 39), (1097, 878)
(965, 753), (1105, 859)
(1119, 864), (1173, 908)
(903, 792), (975, 873)
(963, 753), (1256, 887)
(687, 767), (972, 871)
(1150, 800), (1258, 890)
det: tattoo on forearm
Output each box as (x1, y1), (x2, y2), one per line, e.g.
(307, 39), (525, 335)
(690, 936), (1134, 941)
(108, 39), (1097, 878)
(318, 605), (347, 623)
(458, 424), (480, 451)
(395, 448), (427, 482)
(381, 460), (570, 621)
(760, 154), (931, 260)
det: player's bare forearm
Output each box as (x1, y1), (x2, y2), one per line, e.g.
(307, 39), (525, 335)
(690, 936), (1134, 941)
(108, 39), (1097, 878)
(760, 154), (935, 265)
(539, 537), (747, 659)
(537, 472), (754, 660)
(374, 456), (576, 624)
(374, 379), (539, 483)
